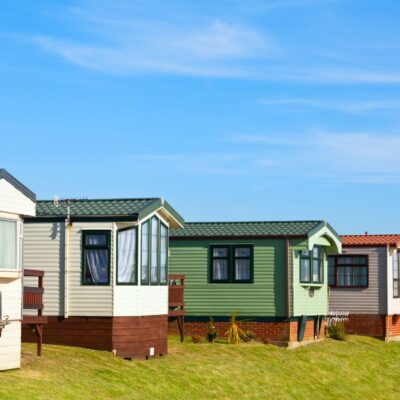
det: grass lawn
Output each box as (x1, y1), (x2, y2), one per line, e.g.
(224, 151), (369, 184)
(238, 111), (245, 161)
(1, 336), (400, 400)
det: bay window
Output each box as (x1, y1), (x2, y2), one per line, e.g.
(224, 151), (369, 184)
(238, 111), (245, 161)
(300, 247), (323, 284)
(117, 227), (137, 284)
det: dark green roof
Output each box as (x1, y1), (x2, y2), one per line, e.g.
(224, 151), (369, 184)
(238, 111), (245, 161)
(33, 198), (184, 225)
(170, 220), (327, 238)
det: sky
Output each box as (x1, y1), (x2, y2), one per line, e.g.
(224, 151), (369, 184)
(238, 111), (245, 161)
(1, 0), (400, 234)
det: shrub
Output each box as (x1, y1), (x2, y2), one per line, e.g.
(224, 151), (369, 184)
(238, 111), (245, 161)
(329, 322), (346, 341)
(245, 330), (256, 341)
(192, 335), (202, 343)
(225, 312), (248, 344)
(207, 317), (218, 343)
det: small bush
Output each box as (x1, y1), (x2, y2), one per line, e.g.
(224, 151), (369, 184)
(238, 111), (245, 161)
(329, 322), (346, 340)
(191, 335), (202, 343)
(207, 317), (218, 343)
(245, 330), (256, 341)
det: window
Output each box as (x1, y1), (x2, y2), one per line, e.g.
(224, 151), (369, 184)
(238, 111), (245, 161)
(141, 217), (169, 285)
(328, 255), (368, 288)
(82, 231), (111, 285)
(210, 245), (253, 283)
(300, 247), (324, 284)
(160, 223), (168, 285)
(0, 219), (17, 270)
(117, 227), (137, 284)
(393, 252), (399, 298)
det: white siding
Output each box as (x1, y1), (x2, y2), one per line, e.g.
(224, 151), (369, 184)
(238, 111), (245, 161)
(0, 179), (35, 217)
(387, 248), (400, 315)
(114, 286), (139, 316)
(24, 222), (64, 316)
(0, 321), (21, 371)
(138, 286), (168, 316)
(68, 222), (114, 316)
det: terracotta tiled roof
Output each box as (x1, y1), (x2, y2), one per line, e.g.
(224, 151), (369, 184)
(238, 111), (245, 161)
(342, 234), (400, 247)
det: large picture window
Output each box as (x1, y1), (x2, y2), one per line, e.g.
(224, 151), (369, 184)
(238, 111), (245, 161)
(141, 216), (169, 285)
(300, 247), (324, 284)
(393, 252), (399, 298)
(210, 245), (253, 283)
(82, 231), (111, 285)
(117, 227), (137, 284)
(0, 219), (17, 270)
(328, 255), (368, 288)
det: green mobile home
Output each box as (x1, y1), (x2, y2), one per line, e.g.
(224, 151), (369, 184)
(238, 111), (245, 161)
(169, 220), (341, 346)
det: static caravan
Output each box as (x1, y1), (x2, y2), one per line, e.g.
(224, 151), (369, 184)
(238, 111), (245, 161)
(0, 169), (36, 371)
(169, 220), (341, 347)
(329, 234), (400, 341)
(23, 198), (184, 359)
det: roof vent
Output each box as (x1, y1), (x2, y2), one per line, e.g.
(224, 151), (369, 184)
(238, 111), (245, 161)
(54, 195), (60, 207)
(161, 197), (165, 205)
(365, 231), (368, 235)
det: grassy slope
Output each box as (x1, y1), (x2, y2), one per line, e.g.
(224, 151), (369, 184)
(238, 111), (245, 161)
(1, 336), (399, 400)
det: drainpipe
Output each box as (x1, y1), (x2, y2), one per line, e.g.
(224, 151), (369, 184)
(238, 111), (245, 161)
(286, 238), (291, 319)
(64, 201), (71, 318)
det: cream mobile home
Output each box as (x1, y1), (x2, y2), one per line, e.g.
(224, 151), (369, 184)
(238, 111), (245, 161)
(0, 169), (35, 370)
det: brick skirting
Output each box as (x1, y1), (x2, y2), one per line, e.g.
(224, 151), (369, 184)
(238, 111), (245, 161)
(22, 315), (168, 359)
(342, 314), (400, 339)
(169, 317), (325, 345)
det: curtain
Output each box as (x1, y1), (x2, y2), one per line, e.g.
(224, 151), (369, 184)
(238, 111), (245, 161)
(118, 229), (136, 283)
(213, 259), (228, 280)
(160, 224), (168, 284)
(300, 259), (310, 282)
(0, 220), (17, 269)
(151, 217), (159, 283)
(141, 222), (149, 282)
(86, 249), (108, 283)
(235, 259), (250, 280)
(312, 259), (319, 282)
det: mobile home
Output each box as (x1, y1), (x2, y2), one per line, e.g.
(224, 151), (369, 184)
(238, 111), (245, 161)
(329, 234), (400, 340)
(23, 198), (183, 359)
(0, 169), (35, 370)
(169, 220), (341, 346)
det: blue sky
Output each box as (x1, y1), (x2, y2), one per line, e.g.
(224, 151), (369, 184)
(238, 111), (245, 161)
(1, 0), (400, 233)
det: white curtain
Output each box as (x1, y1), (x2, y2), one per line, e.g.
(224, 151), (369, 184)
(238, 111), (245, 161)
(300, 259), (310, 282)
(0, 220), (17, 269)
(86, 249), (108, 283)
(160, 224), (168, 284)
(151, 217), (159, 283)
(118, 228), (136, 283)
(141, 222), (149, 282)
(235, 259), (250, 280)
(213, 259), (228, 280)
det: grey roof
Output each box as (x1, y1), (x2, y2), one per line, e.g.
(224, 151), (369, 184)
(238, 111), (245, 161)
(34, 198), (184, 225)
(0, 169), (36, 202)
(170, 220), (332, 238)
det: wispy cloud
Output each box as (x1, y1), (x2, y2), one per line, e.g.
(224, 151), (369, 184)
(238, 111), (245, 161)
(32, 17), (274, 77)
(261, 98), (400, 113)
(129, 153), (275, 176)
(226, 132), (400, 183)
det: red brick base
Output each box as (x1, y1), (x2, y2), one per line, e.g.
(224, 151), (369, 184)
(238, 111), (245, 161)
(22, 315), (168, 359)
(342, 314), (400, 339)
(169, 317), (325, 345)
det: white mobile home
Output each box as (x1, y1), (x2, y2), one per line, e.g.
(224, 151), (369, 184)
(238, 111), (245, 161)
(0, 169), (35, 371)
(23, 197), (184, 359)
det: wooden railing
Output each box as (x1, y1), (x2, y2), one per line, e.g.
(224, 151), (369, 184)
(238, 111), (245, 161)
(22, 269), (47, 356)
(168, 274), (185, 341)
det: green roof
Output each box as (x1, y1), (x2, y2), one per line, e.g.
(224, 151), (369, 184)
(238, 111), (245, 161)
(170, 220), (328, 238)
(34, 198), (184, 225)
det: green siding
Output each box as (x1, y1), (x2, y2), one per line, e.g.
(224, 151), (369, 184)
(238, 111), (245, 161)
(290, 239), (328, 316)
(169, 239), (287, 317)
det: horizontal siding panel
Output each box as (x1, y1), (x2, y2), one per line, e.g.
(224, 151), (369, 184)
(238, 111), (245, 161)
(169, 239), (286, 316)
(329, 247), (386, 314)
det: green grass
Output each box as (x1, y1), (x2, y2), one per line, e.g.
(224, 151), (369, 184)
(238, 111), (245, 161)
(1, 336), (400, 399)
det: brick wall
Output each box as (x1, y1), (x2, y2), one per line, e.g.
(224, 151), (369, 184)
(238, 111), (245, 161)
(386, 315), (400, 337)
(344, 314), (385, 337)
(169, 318), (325, 344)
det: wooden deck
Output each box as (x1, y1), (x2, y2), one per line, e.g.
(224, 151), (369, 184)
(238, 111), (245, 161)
(168, 274), (185, 341)
(22, 269), (47, 356)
